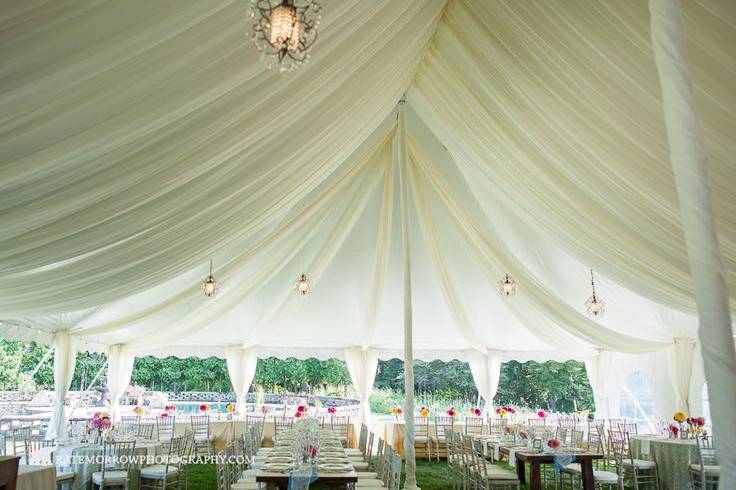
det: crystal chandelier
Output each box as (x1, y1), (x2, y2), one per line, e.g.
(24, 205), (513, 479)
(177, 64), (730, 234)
(585, 269), (605, 318)
(499, 273), (517, 297)
(202, 260), (218, 297)
(295, 273), (312, 296)
(250, 0), (322, 72)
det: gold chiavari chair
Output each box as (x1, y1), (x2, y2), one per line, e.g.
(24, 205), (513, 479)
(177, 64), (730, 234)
(433, 416), (454, 462)
(273, 416), (294, 442)
(414, 416), (432, 460)
(464, 416), (484, 437)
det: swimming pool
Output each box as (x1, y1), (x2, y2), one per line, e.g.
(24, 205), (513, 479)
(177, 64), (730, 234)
(169, 402), (233, 414)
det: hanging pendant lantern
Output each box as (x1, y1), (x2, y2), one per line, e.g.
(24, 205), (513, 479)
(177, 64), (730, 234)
(202, 260), (218, 297)
(585, 269), (605, 318)
(250, 0), (322, 72)
(499, 273), (517, 297)
(295, 273), (312, 296)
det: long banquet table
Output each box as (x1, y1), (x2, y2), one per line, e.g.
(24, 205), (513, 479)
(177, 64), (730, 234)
(255, 428), (358, 489)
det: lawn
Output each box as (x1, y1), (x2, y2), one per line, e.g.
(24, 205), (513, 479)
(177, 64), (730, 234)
(186, 460), (530, 490)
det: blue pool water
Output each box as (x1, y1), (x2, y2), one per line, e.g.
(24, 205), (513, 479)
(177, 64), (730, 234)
(169, 402), (233, 414)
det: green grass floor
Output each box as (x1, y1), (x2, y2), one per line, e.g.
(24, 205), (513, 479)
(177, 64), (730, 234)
(186, 460), (532, 490)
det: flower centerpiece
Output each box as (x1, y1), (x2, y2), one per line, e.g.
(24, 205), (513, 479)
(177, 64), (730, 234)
(686, 416), (706, 438)
(391, 406), (403, 420)
(537, 409), (547, 419)
(199, 403), (210, 413)
(496, 407), (508, 418)
(133, 406), (144, 416)
(668, 423), (680, 438)
(672, 411), (687, 438)
(470, 407), (481, 417)
(546, 438), (561, 451)
(419, 406), (430, 417)
(446, 407), (457, 419)
(327, 406), (337, 415)
(225, 403), (236, 419)
(164, 404), (176, 413)
(260, 405), (269, 415)
(88, 412), (112, 442)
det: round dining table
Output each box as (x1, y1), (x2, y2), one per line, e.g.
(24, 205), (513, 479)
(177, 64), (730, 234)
(629, 435), (697, 489)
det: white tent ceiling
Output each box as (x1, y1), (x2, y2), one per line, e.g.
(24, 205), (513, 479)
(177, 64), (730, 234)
(0, 0), (734, 360)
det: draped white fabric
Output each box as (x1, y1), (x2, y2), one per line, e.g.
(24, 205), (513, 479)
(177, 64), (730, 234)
(0, 0), (727, 362)
(46, 332), (77, 439)
(584, 352), (619, 421)
(225, 347), (258, 408)
(667, 339), (695, 413)
(649, 0), (736, 480)
(107, 345), (135, 422)
(344, 348), (379, 429)
(0, 0), (734, 448)
(467, 350), (503, 416)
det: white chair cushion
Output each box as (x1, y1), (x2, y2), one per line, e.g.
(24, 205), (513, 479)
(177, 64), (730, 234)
(92, 470), (129, 484)
(593, 470), (619, 483)
(352, 462), (369, 471)
(140, 465), (178, 478)
(356, 471), (379, 478)
(56, 471), (75, 482)
(194, 434), (214, 442)
(483, 472), (518, 481)
(241, 469), (259, 477)
(346, 448), (362, 453)
(232, 483), (260, 490)
(414, 436), (429, 442)
(562, 463), (581, 474)
(356, 481), (385, 487)
(623, 458), (657, 470)
(689, 463), (720, 475)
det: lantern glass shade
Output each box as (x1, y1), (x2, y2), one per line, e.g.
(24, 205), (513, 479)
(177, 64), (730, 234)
(585, 295), (605, 318)
(202, 276), (217, 297)
(269, 4), (299, 49)
(499, 274), (516, 297)
(295, 273), (312, 296)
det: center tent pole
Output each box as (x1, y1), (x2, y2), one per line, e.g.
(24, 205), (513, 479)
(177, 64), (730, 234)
(397, 99), (419, 490)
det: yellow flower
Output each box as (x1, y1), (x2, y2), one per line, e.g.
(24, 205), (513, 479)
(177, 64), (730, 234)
(420, 408), (430, 417)
(673, 411), (687, 423)
(226, 403), (235, 413)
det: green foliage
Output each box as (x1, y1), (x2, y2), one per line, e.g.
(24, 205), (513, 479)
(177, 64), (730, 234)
(0, 338), (593, 416)
(495, 360), (594, 412)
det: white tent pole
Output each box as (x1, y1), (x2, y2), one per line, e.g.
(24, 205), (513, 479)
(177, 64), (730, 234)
(650, 0), (736, 482)
(398, 99), (418, 490)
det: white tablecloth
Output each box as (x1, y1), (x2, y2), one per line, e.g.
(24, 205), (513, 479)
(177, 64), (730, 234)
(38, 439), (162, 490)
(17, 465), (55, 490)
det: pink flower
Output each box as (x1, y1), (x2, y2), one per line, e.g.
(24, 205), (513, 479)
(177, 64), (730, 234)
(199, 404), (208, 412)
(161, 412), (168, 417)
(260, 405), (269, 414)
(327, 407), (337, 414)
(446, 407), (457, 418)
(294, 411), (303, 418)
(668, 424), (680, 437)
(506, 406), (516, 414)
(537, 410), (546, 418)
(471, 407), (481, 417)
(297, 405), (306, 413)
(547, 438), (561, 450)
